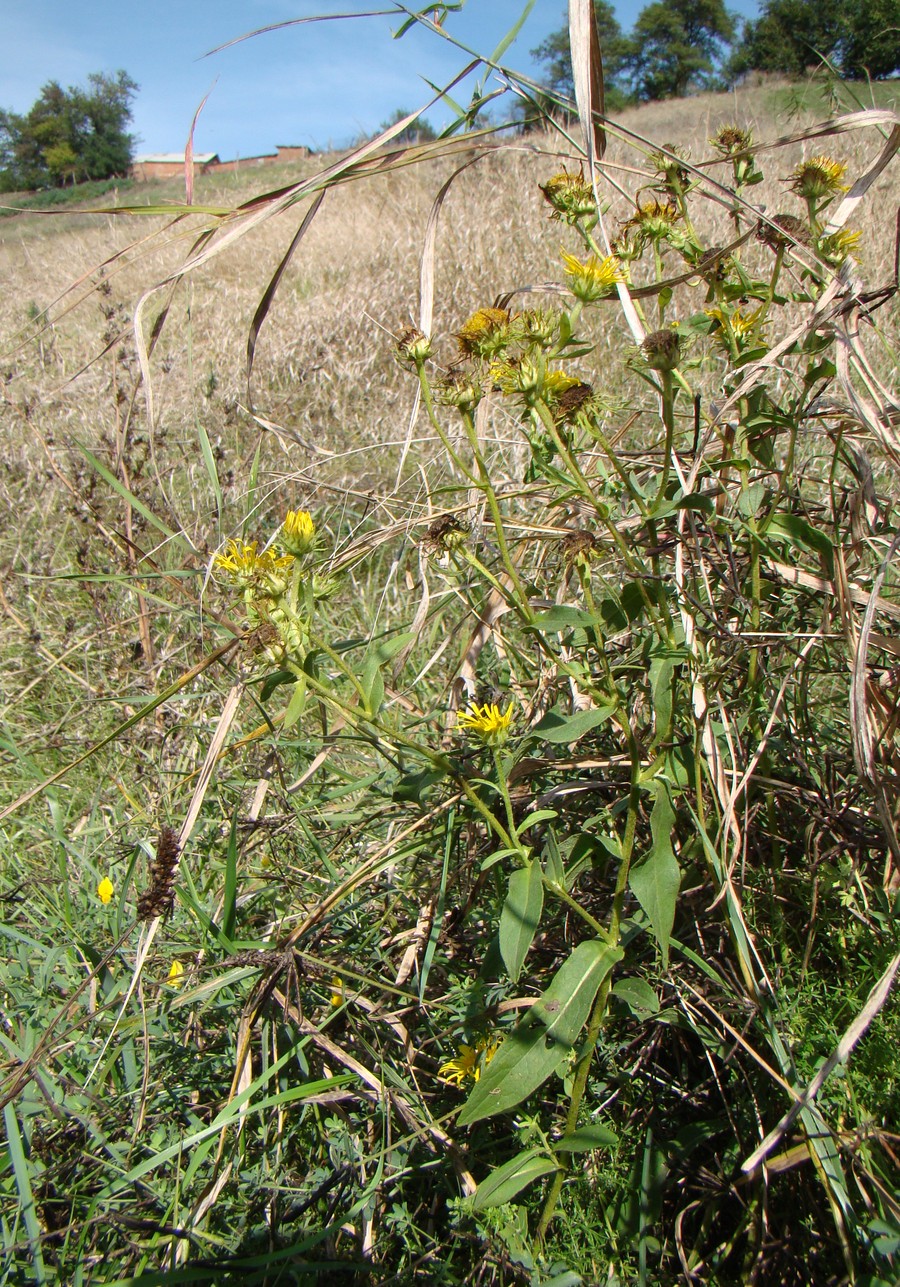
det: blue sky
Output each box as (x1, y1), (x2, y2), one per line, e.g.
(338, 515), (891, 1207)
(3, 1), (760, 158)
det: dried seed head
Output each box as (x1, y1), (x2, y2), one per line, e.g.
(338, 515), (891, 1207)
(395, 325), (433, 366)
(711, 124), (753, 155)
(642, 328), (683, 372)
(756, 213), (812, 251)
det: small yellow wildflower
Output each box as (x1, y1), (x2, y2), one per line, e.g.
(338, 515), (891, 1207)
(97, 876), (114, 905)
(539, 170), (596, 224)
(439, 1035), (499, 1087)
(167, 960), (185, 987)
(281, 510), (316, 557)
(213, 539), (294, 591)
(455, 307), (511, 359)
(621, 198), (680, 242)
(458, 701), (514, 746)
(789, 156), (848, 201)
(706, 304), (767, 352)
(817, 228), (862, 268)
(330, 975), (344, 1007)
(560, 250), (624, 303)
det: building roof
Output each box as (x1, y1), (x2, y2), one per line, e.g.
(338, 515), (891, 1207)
(132, 153), (219, 164)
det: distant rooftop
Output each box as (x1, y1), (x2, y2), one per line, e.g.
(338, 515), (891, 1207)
(132, 153), (218, 164)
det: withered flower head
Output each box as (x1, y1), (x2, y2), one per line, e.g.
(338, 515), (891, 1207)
(437, 364), (481, 413)
(756, 213), (812, 251)
(395, 325), (433, 366)
(642, 327), (683, 372)
(423, 514), (470, 553)
(539, 169), (596, 224)
(650, 145), (691, 194)
(455, 307), (511, 358)
(560, 528), (599, 569)
(553, 380), (595, 420)
(711, 124), (753, 155)
(695, 245), (730, 283)
(621, 198), (680, 244)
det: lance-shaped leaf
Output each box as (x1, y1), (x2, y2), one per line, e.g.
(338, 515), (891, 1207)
(629, 780), (680, 968)
(458, 939), (623, 1126)
(499, 862), (544, 983)
(472, 1147), (557, 1211)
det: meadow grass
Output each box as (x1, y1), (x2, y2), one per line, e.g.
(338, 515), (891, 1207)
(0, 38), (899, 1285)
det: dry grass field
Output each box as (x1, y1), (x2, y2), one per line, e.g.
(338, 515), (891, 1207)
(1, 61), (899, 1284)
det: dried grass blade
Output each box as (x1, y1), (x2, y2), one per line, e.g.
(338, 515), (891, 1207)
(247, 189), (326, 402)
(184, 86), (214, 206)
(568, 0), (606, 165)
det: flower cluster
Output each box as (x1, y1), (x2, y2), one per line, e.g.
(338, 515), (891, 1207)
(214, 511), (329, 665)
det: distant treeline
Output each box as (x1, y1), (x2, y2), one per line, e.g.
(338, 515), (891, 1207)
(0, 71), (137, 193)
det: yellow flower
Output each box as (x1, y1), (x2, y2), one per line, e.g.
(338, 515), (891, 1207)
(543, 369), (581, 400)
(458, 701), (514, 746)
(539, 170), (596, 224)
(789, 155), (848, 201)
(281, 510), (316, 557)
(621, 198), (680, 243)
(560, 250), (624, 303)
(330, 975), (344, 1007)
(705, 304), (767, 352)
(97, 876), (114, 905)
(213, 539), (294, 592)
(438, 1035), (499, 1087)
(817, 228), (862, 268)
(455, 307), (511, 359)
(167, 960), (185, 987)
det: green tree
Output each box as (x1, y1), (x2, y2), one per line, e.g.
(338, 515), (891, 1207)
(531, 2), (632, 109)
(728, 0), (899, 80)
(0, 70), (137, 191)
(624, 0), (736, 100)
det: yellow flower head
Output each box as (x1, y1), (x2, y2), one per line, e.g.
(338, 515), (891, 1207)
(705, 304), (767, 351)
(330, 975), (344, 1007)
(539, 170), (596, 224)
(817, 228), (862, 268)
(167, 960), (185, 987)
(789, 155), (848, 201)
(622, 198), (680, 243)
(455, 307), (511, 359)
(560, 250), (624, 303)
(97, 876), (114, 905)
(458, 701), (514, 746)
(214, 539), (294, 593)
(281, 510), (316, 557)
(438, 1034), (499, 1087)
(543, 369), (581, 400)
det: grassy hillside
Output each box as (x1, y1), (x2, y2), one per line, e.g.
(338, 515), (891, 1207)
(1, 64), (899, 1285)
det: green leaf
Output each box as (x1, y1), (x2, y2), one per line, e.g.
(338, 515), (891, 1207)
(360, 654), (385, 716)
(612, 978), (661, 1018)
(532, 606), (597, 632)
(4, 1103), (47, 1284)
(765, 513), (835, 575)
(629, 781), (680, 968)
(500, 862), (544, 983)
(532, 705), (615, 745)
(283, 675), (308, 729)
(472, 1147), (556, 1211)
(458, 940), (623, 1125)
(516, 808), (558, 835)
(554, 1124), (618, 1152)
